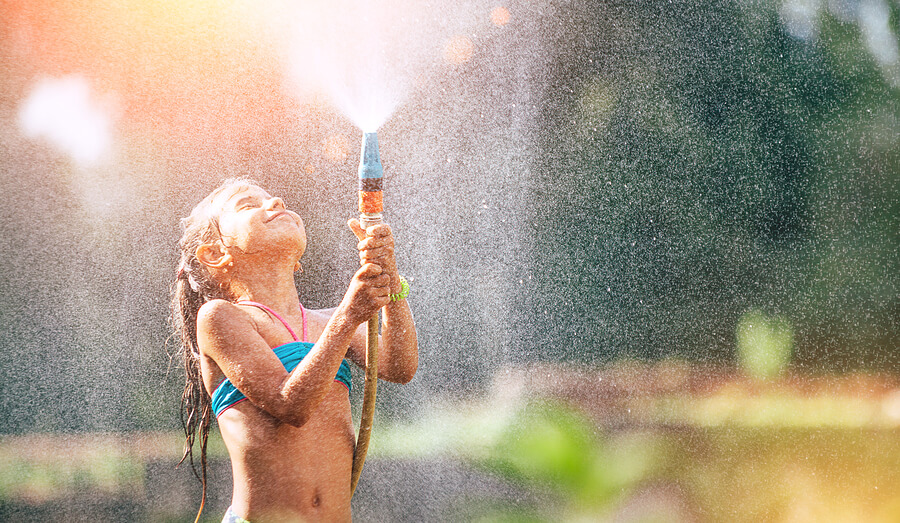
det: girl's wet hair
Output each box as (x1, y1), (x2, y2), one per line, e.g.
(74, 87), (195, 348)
(170, 177), (260, 521)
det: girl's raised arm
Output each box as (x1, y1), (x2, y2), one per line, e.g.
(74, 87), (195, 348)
(198, 273), (376, 426)
(343, 221), (418, 383)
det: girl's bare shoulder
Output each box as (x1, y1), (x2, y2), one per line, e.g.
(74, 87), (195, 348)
(198, 299), (240, 327)
(197, 299), (259, 349)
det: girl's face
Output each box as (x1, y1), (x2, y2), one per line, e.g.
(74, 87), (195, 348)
(214, 184), (307, 261)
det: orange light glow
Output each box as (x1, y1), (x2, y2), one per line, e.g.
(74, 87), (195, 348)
(491, 6), (511, 27)
(5, 0), (486, 159)
(4, 0), (292, 153)
(444, 35), (474, 65)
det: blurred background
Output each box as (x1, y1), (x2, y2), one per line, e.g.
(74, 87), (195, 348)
(0, 0), (897, 521)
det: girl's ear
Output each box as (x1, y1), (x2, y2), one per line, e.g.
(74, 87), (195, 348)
(196, 243), (233, 270)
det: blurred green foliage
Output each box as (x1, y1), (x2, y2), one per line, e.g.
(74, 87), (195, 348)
(482, 403), (648, 509)
(0, 439), (143, 502)
(736, 309), (794, 379)
(420, 395), (900, 522)
(524, 0), (899, 370)
(471, 400), (664, 521)
(2, 389), (900, 520)
(371, 399), (666, 521)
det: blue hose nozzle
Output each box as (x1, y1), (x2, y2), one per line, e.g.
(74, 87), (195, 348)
(358, 132), (383, 180)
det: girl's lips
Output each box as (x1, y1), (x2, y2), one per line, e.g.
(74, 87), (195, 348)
(266, 211), (291, 223)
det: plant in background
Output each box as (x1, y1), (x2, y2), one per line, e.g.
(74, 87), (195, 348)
(736, 309), (795, 379)
(466, 400), (665, 521)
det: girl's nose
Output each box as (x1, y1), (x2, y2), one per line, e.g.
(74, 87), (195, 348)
(266, 197), (285, 210)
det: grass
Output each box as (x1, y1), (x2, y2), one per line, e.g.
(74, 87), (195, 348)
(372, 365), (900, 521)
(0, 433), (149, 502)
(1, 365), (899, 521)
(668, 427), (900, 522)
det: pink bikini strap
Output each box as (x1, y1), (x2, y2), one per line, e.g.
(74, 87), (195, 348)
(235, 300), (307, 343)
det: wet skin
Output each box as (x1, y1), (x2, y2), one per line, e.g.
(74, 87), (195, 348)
(195, 185), (417, 522)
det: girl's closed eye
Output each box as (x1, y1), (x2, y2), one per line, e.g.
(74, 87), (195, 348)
(234, 196), (262, 211)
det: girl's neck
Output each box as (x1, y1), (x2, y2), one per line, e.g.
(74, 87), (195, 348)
(228, 263), (302, 314)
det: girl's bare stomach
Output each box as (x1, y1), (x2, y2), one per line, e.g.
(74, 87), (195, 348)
(218, 384), (355, 522)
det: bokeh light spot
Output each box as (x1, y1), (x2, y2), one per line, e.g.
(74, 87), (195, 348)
(491, 6), (511, 27)
(322, 133), (349, 164)
(444, 35), (474, 65)
(17, 75), (114, 167)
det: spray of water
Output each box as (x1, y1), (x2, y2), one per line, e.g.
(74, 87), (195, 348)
(275, 0), (449, 131)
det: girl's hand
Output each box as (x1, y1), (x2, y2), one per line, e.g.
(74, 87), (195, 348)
(348, 220), (401, 294)
(341, 262), (392, 325)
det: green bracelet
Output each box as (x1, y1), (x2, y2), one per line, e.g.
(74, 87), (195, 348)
(390, 276), (410, 302)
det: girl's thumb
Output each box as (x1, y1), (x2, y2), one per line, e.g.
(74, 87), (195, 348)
(348, 218), (367, 241)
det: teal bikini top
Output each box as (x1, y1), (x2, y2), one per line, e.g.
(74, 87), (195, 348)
(210, 301), (352, 418)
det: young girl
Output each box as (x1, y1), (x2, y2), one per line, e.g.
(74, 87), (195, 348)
(172, 178), (418, 522)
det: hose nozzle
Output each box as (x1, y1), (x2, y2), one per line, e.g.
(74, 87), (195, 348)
(358, 132), (383, 226)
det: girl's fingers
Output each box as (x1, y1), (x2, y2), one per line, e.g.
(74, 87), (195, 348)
(348, 219), (367, 241)
(367, 224), (391, 238)
(357, 237), (394, 253)
(350, 221), (392, 242)
(356, 265), (392, 287)
(347, 224), (397, 316)
(357, 262), (383, 278)
(359, 247), (393, 262)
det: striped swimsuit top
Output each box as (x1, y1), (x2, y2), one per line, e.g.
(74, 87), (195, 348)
(210, 300), (352, 418)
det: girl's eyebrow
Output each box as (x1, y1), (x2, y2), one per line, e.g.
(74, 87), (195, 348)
(231, 194), (262, 208)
